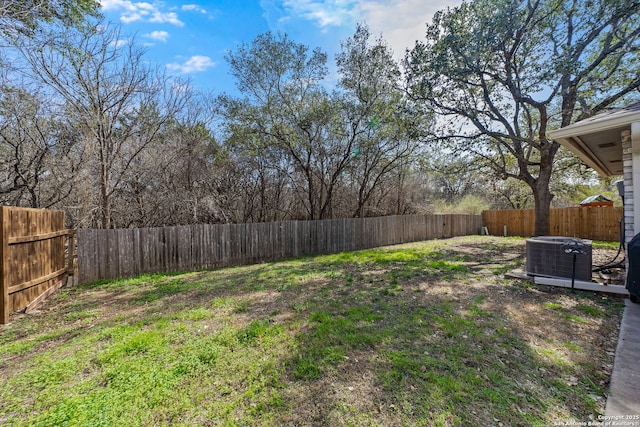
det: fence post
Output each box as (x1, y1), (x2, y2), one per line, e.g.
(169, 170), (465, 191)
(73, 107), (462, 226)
(1, 207), (8, 324)
(66, 230), (76, 275)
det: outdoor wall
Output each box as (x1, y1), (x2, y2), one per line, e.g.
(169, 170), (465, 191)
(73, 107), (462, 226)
(623, 129), (634, 244)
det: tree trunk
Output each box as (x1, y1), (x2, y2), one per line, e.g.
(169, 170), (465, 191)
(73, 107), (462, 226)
(101, 190), (110, 229)
(100, 162), (110, 229)
(532, 174), (554, 236)
(531, 140), (559, 236)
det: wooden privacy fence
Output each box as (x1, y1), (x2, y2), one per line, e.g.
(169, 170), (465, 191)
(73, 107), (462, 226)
(78, 214), (482, 284)
(482, 206), (624, 241)
(1, 207), (75, 324)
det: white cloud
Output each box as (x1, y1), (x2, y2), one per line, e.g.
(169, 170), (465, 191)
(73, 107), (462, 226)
(149, 10), (183, 26)
(120, 12), (143, 23)
(144, 30), (169, 42)
(100, 0), (133, 11)
(281, 0), (358, 28)
(110, 38), (129, 48)
(357, 0), (462, 56)
(100, 0), (184, 26)
(167, 55), (216, 74)
(260, 1), (461, 56)
(182, 4), (207, 14)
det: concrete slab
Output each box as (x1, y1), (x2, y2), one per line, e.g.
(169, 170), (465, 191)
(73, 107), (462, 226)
(605, 298), (640, 417)
(534, 276), (629, 295)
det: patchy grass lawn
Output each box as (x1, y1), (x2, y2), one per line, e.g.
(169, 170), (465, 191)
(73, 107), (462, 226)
(0, 236), (624, 427)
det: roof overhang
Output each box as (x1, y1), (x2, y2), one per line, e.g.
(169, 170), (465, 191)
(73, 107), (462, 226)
(548, 103), (640, 177)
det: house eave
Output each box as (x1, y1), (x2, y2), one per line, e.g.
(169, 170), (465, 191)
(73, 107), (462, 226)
(554, 135), (615, 177)
(548, 106), (640, 177)
(548, 111), (640, 141)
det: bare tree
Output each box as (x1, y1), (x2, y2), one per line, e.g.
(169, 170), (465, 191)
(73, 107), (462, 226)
(18, 22), (187, 228)
(0, 84), (80, 208)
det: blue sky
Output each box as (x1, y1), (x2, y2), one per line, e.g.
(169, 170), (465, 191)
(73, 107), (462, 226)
(100, 0), (461, 94)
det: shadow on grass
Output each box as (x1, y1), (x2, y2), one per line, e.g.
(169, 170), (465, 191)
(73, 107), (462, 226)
(277, 278), (622, 426)
(0, 236), (624, 427)
(271, 238), (623, 425)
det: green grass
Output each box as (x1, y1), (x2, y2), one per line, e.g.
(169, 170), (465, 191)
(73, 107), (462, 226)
(592, 240), (622, 250)
(0, 236), (625, 426)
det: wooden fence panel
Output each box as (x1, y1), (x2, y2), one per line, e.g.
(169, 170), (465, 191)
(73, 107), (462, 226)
(1, 207), (71, 323)
(77, 214), (483, 284)
(482, 207), (623, 241)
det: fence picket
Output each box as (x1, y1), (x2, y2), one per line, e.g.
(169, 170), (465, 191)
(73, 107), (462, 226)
(1, 207), (70, 323)
(76, 214), (482, 283)
(482, 207), (623, 241)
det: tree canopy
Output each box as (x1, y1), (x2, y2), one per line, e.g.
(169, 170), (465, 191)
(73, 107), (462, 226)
(1, 1), (634, 228)
(405, 0), (640, 234)
(0, 0), (100, 35)
(221, 27), (423, 220)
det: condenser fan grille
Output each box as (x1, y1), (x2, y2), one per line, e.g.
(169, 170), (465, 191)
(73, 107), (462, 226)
(525, 236), (592, 281)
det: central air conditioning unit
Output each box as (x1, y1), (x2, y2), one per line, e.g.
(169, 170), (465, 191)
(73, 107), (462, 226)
(525, 236), (592, 281)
